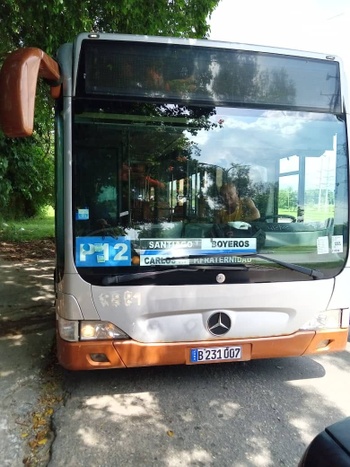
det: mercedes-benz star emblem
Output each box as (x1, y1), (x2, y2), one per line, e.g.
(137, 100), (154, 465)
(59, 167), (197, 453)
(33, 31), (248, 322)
(207, 312), (231, 336)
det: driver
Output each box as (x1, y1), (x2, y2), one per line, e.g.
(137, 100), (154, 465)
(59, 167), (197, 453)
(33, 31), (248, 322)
(218, 182), (260, 223)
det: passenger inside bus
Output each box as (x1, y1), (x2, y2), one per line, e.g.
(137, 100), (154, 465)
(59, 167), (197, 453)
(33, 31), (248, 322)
(217, 182), (260, 223)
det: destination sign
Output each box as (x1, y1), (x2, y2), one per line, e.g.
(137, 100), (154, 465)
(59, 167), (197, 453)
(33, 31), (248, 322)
(140, 238), (256, 257)
(76, 237), (256, 268)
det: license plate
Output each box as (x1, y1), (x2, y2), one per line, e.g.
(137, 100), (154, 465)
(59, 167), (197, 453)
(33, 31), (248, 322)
(189, 346), (242, 363)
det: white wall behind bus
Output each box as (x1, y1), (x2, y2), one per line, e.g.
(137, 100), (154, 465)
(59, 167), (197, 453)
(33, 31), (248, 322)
(210, 0), (350, 83)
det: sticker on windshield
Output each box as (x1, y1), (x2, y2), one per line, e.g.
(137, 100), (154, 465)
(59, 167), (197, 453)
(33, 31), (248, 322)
(76, 208), (89, 220)
(317, 236), (329, 254)
(76, 237), (131, 267)
(331, 235), (343, 253)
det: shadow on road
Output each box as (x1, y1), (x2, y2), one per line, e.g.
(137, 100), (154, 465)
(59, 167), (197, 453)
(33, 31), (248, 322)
(1, 254), (349, 467)
(50, 342), (350, 467)
(0, 257), (55, 466)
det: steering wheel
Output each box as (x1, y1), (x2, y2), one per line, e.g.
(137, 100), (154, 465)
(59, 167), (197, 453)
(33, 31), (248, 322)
(259, 214), (296, 223)
(86, 227), (123, 237)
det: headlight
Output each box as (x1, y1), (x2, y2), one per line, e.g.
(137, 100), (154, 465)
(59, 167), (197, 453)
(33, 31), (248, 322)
(80, 321), (129, 340)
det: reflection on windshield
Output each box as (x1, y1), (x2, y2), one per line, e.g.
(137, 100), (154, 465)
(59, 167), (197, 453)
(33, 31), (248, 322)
(81, 40), (340, 113)
(73, 103), (348, 279)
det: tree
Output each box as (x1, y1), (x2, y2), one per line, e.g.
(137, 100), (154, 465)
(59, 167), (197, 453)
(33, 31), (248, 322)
(0, 0), (219, 219)
(0, 0), (218, 56)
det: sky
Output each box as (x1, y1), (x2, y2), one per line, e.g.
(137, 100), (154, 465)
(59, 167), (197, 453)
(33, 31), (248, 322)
(209, 0), (350, 78)
(207, 1), (347, 192)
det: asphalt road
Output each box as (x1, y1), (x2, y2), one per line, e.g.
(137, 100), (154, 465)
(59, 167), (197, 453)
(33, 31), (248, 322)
(49, 337), (350, 467)
(0, 257), (56, 467)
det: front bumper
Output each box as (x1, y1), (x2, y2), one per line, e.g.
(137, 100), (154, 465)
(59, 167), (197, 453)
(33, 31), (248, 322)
(56, 328), (349, 370)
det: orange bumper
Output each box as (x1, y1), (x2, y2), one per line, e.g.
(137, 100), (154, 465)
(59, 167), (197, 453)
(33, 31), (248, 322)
(56, 328), (349, 371)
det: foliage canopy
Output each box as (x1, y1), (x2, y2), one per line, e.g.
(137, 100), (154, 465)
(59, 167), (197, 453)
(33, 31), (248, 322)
(0, 0), (219, 219)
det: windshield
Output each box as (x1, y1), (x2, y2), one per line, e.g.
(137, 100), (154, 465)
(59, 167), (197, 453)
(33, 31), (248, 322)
(72, 101), (348, 285)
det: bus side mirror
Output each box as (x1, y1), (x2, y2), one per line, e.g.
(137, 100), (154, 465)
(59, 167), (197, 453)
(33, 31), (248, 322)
(0, 47), (61, 137)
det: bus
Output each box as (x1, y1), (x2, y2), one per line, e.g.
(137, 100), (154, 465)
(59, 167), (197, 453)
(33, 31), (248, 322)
(0, 33), (349, 370)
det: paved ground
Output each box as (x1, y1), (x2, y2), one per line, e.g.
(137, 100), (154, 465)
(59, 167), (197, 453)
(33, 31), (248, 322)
(0, 256), (59, 466)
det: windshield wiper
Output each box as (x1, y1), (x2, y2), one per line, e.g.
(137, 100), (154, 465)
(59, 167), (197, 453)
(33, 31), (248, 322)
(102, 264), (247, 285)
(102, 268), (188, 285)
(240, 253), (324, 279)
(102, 253), (323, 285)
(164, 252), (324, 279)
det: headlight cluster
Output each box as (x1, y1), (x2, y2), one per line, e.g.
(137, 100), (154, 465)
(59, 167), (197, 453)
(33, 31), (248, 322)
(80, 321), (128, 340)
(57, 316), (128, 342)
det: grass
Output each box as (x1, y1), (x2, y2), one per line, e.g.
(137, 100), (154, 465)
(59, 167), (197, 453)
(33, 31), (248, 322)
(0, 204), (334, 243)
(279, 205), (334, 222)
(0, 206), (55, 242)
